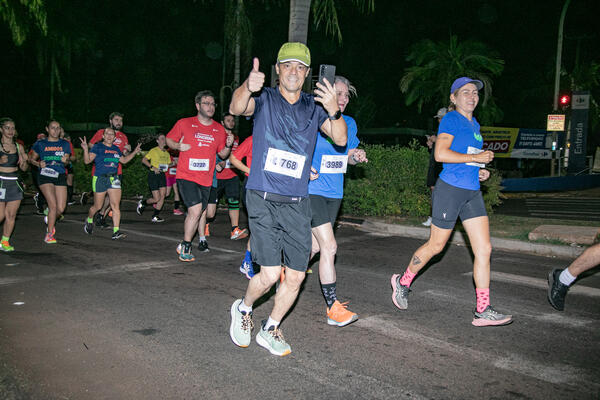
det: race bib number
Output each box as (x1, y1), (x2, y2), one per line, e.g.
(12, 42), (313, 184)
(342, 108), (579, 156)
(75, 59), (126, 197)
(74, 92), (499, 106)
(466, 146), (485, 168)
(41, 167), (59, 178)
(111, 178), (121, 189)
(189, 158), (209, 171)
(264, 148), (305, 179)
(158, 163), (169, 172)
(320, 155), (348, 174)
(0, 188), (5, 200)
(169, 167), (177, 175)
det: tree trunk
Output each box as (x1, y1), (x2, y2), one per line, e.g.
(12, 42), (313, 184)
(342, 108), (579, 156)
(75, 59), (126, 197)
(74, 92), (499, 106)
(288, 0), (311, 44)
(50, 53), (55, 118)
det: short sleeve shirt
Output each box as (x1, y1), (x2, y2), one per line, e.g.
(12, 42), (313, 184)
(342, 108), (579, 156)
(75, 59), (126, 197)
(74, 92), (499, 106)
(233, 136), (253, 177)
(145, 147), (172, 171)
(166, 116), (226, 187)
(90, 129), (129, 175)
(32, 139), (71, 174)
(91, 143), (122, 176)
(216, 135), (240, 180)
(246, 87), (329, 197)
(309, 115), (359, 199)
(438, 111), (482, 190)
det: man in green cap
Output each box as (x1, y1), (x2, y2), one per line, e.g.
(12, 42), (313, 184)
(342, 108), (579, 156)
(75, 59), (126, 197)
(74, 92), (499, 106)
(228, 42), (347, 356)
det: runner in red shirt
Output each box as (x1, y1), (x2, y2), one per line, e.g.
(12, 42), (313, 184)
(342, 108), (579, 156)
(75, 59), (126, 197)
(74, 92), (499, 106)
(166, 90), (234, 262)
(86, 112), (131, 228)
(165, 148), (183, 215)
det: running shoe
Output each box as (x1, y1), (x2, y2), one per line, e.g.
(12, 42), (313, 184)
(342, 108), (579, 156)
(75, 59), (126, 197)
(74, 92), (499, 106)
(33, 192), (40, 209)
(422, 216), (432, 226)
(391, 274), (410, 310)
(84, 221), (93, 235)
(44, 232), (57, 244)
(108, 210), (113, 218)
(239, 259), (255, 279)
(1, 240), (14, 252)
(256, 321), (291, 356)
(67, 200), (76, 206)
(136, 199), (145, 216)
(151, 216), (165, 223)
(306, 267), (313, 274)
(229, 299), (253, 348)
(43, 208), (49, 216)
(198, 240), (209, 253)
(94, 212), (103, 227)
(44, 215), (48, 225)
(204, 223), (210, 237)
(327, 300), (358, 327)
(57, 214), (64, 222)
(230, 227), (248, 240)
(111, 230), (127, 240)
(173, 208), (184, 216)
(472, 305), (513, 327)
(547, 268), (569, 311)
(80, 192), (88, 205)
(178, 242), (195, 262)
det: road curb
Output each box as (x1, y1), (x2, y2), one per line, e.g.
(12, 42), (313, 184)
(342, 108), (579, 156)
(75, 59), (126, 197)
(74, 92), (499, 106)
(351, 219), (585, 260)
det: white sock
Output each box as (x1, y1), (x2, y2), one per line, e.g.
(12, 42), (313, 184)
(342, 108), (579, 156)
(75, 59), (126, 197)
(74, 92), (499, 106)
(199, 236), (206, 242)
(264, 316), (280, 330)
(238, 298), (252, 314)
(559, 268), (576, 286)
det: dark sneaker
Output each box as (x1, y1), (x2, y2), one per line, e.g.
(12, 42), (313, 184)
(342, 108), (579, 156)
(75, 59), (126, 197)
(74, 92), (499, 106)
(111, 230), (127, 240)
(229, 299), (253, 348)
(94, 212), (103, 227)
(84, 221), (93, 235)
(390, 274), (410, 310)
(472, 305), (512, 327)
(256, 321), (291, 356)
(136, 199), (145, 216)
(548, 268), (569, 311)
(151, 216), (164, 223)
(80, 192), (89, 205)
(178, 242), (195, 262)
(198, 240), (209, 252)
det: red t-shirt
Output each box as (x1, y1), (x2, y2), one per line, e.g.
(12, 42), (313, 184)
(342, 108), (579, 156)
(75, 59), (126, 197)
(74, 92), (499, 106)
(166, 116), (226, 186)
(216, 135), (239, 180)
(232, 136), (253, 177)
(90, 129), (129, 175)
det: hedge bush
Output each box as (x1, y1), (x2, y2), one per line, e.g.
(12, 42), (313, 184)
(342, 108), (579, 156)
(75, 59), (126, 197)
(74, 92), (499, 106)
(342, 140), (503, 217)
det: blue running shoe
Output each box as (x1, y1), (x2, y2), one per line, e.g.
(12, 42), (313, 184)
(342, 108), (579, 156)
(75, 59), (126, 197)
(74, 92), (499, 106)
(239, 259), (255, 279)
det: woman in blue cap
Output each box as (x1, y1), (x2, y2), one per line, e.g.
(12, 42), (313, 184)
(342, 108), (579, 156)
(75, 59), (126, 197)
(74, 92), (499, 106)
(390, 77), (512, 327)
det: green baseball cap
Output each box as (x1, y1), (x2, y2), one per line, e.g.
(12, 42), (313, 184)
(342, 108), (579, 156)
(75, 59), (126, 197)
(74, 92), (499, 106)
(277, 42), (311, 67)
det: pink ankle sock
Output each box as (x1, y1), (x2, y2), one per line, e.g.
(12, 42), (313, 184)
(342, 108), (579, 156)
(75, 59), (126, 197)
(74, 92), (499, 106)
(476, 288), (490, 313)
(399, 269), (416, 287)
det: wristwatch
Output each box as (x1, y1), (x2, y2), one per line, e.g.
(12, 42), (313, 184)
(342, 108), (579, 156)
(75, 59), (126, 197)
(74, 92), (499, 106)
(328, 110), (342, 120)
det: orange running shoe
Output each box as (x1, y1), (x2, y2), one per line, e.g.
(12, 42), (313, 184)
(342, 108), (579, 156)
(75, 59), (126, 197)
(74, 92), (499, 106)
(230, 227), (248, 240)
(204, 223), (210, 237)
(327, 300), (358, 327)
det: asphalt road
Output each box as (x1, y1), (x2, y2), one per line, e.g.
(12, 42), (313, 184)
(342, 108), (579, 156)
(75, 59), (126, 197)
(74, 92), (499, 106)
(1, 201), (599, 399)
(495, 196), (600, 221)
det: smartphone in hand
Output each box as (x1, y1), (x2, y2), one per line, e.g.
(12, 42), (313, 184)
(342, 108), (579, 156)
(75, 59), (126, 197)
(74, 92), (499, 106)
(318, 64), (336, 87)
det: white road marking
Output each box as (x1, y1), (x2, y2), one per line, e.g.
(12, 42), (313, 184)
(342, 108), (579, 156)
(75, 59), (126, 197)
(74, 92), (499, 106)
(462, 271), (600, 298)
(357, 315), (598, 390)
(0, 261), (177, 286)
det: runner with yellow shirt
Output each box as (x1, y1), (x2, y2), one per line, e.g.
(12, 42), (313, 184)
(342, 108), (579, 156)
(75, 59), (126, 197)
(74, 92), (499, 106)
(138, 134), (172, 223)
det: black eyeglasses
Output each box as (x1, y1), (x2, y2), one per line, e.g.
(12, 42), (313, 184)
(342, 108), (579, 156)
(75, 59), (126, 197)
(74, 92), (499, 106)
(201, 102), (217, 107)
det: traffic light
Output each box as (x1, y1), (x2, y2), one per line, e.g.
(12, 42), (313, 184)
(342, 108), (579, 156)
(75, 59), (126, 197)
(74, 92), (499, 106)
(559, 94), (570, 109)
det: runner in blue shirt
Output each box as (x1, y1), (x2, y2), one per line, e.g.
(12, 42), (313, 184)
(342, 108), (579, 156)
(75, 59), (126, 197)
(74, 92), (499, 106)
(308, 75), (367, 327)
(391, 77), (512, 327)
(80, 128), (141, 240)
(228, 42), (347, 356)
(29, 120), (71, 244)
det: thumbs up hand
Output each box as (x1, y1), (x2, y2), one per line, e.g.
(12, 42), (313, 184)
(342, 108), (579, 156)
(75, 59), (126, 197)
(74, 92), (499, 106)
(179, 136), (191, 152)
(246, 57), (265, 93)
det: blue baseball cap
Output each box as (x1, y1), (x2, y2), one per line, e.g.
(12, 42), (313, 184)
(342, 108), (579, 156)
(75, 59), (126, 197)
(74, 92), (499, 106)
(450, 77), (483, 94)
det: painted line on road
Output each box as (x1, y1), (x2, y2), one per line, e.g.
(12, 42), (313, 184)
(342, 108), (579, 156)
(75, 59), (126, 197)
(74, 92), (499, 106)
(356, 315), (598, 390)
(62, 218), (239, 254)
(0, 261), (177, 286)
(462, 271), (600, 298)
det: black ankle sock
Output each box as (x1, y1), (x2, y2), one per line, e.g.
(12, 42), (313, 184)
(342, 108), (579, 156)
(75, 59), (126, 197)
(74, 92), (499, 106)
(321, 283), (337, 308)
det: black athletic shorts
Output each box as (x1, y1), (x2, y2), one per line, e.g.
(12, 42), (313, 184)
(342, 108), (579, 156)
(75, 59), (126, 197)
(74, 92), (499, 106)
(177, 179), (210, 209)
(38, 172), (67, 187)
(215, 176), (240, 202)
(309, 194), (342, 228)
(0, 176), (23, 202)
(246, 189), (311, 271)
(148, 171), (167, 191)
(208, 185), (218, 204)
(431, 178), (487, 229)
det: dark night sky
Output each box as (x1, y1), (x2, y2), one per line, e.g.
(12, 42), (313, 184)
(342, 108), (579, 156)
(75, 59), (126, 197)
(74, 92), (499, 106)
(1, 0), (598, 143)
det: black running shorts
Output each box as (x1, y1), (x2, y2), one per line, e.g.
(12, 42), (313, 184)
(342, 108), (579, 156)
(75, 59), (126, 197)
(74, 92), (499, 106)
(309, 194), (342, 228)
(148, 171), (167, 191)
(177, 179), (210, 209)
(431, 178), (487, 229)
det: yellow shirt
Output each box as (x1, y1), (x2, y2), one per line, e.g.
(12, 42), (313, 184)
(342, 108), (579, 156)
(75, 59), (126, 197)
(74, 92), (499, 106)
(145, 147), (171, 171)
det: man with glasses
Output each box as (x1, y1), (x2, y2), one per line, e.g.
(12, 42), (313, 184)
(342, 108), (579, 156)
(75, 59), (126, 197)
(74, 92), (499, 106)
(166, 90), (234, 262)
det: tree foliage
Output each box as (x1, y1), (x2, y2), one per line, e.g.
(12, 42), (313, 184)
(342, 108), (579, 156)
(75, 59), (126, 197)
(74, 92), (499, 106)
(0, 0), (47, 45)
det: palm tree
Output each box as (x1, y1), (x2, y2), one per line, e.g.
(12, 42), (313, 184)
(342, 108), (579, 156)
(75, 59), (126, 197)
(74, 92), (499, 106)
(288, 0), (375, 44)
(0, 0), (47, 46)
(400, 35), (505, 124)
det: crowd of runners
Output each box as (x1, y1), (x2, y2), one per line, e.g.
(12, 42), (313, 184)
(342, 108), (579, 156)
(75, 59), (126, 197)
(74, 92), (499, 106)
(1, 42), (596, 358)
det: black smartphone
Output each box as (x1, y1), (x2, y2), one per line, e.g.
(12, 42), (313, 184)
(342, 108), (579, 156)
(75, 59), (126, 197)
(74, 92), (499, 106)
(318, 64), (336, 87)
